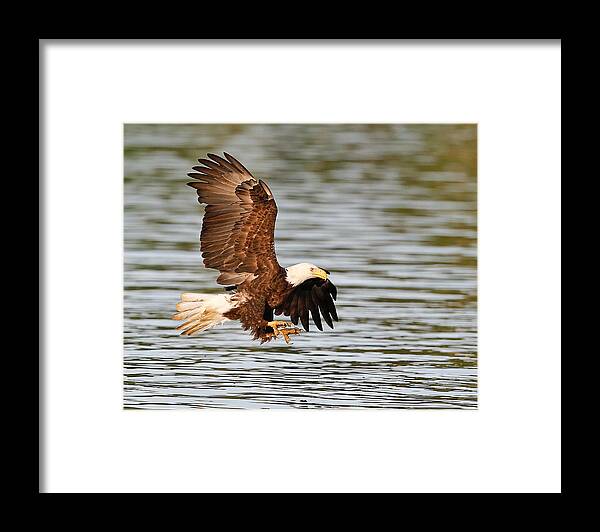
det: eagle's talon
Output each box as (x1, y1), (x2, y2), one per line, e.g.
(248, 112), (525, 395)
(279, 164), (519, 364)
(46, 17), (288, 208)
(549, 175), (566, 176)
(281, 328), (300, 344)
(267, 321), (302, 344)
(268, 320), (294, 328)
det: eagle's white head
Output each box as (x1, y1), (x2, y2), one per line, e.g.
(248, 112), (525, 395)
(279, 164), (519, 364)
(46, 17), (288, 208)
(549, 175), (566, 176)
(285, 262), (329, 287)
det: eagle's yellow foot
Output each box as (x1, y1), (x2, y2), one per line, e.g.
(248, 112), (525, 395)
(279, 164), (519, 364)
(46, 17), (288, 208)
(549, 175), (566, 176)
(267, 321), (301, 344)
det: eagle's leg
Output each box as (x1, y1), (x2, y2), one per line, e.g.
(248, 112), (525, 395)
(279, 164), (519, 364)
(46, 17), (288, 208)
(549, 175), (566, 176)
(268, 320), (297, 330)
(266, 321), (301, 344)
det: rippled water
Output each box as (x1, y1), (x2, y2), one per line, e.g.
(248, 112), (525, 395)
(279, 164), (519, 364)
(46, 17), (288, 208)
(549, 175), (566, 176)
(124, 124), (477, 409)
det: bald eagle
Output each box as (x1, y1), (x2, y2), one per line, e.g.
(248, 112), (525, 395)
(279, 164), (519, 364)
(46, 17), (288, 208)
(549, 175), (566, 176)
(172, 153), (338, 343)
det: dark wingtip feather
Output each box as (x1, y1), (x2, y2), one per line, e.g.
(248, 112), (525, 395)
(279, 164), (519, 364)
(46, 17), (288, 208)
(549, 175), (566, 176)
(299, 293), (310, 332)
(307, 293), (322, 331)
(315, 285), (334, 328)
(310, 307), (322, 331)
(328, 281), (337, 301)
(330, 306), (339, 322)
(300, 312), (309, 332)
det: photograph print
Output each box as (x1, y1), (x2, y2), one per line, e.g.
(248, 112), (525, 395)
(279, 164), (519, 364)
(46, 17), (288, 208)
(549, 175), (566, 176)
(124, 123), (477, 409)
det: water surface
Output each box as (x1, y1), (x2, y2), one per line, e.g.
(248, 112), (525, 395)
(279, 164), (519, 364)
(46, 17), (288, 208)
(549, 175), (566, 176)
(124, 124), (477, 409)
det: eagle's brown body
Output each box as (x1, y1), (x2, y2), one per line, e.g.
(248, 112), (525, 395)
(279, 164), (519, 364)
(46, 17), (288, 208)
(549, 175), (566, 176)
(173, 152), (338, 343)
(223, 266), (287, 339)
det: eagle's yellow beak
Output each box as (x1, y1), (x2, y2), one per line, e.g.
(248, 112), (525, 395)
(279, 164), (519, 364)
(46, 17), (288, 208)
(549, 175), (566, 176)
(314, 268), (328, 281)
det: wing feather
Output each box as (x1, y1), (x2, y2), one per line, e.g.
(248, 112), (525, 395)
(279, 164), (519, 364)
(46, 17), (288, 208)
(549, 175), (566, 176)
(278, 279), (338, 332)
(322, 284), (338, 321)
(187, 152), (280, 285)
(289, 292), (300, 325)
(313, 285), (334, 329)
(206, 153), (239, 173)
(307, 291), (323, 331)
(298, 292), (310, 332)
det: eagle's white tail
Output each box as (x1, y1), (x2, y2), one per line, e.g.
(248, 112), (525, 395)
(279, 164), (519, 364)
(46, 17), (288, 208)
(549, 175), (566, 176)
(172, 292), (234, 336)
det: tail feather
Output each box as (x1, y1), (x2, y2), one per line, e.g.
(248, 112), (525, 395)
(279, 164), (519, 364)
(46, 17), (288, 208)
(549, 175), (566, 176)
(172, 292), (233, 336)
(172, 306), (204, 321)
(180, 292), (206, 302)
(176, 300), (205, 312)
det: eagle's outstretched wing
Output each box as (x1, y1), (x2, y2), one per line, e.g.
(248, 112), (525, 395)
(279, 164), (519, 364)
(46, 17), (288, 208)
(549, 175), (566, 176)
(187, 153), (280, 286)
